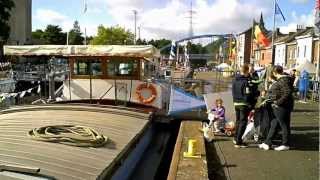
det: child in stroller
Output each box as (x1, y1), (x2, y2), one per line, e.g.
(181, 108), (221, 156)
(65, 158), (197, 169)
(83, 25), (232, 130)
(207, 98), (226, 133)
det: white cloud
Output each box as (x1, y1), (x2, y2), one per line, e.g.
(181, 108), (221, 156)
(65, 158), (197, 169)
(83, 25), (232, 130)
(34, 9), (73, 31)
(279, 11), (314, 33)
(290, 0), (309, 4)
(95, 0), (273, 40)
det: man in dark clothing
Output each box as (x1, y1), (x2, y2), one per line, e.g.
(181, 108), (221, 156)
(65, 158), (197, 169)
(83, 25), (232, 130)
(259, 66), (294, 151)
(232, 64), (254, 148)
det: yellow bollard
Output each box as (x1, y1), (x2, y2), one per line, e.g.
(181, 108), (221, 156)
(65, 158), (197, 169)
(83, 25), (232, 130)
(183, 139), (201, 158)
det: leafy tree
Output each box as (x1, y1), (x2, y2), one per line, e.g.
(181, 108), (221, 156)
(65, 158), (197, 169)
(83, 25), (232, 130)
(0, 0), (14, 42)
(148, 38), (171, 54)
(136, 38), (147, 45)
(90, 25), (134, 45)
(68, 21), (84, 45)
(31, 29), (45, 44)
(42, 25), (66, 45)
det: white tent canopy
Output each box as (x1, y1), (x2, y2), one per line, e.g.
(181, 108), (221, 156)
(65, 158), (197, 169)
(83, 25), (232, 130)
(3, 45), (160, 59)
(216, 63), (231, 69)
(295, 61), (317, 74)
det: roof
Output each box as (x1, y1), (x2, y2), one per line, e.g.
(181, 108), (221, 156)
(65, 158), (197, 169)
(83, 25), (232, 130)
(3, 45), (160, 59)
(295, 27), (314, 39)
(0, 104), (150, 180)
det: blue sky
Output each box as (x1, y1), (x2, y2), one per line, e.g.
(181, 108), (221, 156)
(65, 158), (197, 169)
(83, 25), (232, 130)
(32, 0), (316, 40)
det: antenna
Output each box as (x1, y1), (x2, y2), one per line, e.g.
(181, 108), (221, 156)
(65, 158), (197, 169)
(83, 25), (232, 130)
(186, 1), (196, 37)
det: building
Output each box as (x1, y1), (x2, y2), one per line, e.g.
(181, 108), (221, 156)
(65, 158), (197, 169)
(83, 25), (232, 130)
(286, 37), (297, 69)
(7, 0), (32, 45)
(295, 27), (314, 66)
(312, 36), (320, 67)
(236, 28), (252, 67)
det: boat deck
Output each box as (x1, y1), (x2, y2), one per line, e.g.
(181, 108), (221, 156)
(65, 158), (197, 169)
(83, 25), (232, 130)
(0, 104), (151, 180)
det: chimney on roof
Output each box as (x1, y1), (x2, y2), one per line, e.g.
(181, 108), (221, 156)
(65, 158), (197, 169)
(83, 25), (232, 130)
(296, 25), (304, 31)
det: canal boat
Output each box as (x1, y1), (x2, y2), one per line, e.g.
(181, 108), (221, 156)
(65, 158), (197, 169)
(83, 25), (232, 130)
(0, 45), (173, 180)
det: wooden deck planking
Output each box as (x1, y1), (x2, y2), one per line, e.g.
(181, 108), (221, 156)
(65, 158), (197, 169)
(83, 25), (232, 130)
(0, 105), (150, 180)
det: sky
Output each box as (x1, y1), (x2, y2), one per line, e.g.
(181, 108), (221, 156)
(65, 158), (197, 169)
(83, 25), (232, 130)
(32, 0), (316, 40)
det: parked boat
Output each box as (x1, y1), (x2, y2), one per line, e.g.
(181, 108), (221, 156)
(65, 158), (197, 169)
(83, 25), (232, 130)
(1, 45), (173, 180)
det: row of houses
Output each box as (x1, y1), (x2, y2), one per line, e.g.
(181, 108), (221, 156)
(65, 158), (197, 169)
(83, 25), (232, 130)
(236, 17), (319, 70)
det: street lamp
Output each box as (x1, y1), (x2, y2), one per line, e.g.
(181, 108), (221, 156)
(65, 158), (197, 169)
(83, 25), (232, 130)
(133, 10), (137, 45)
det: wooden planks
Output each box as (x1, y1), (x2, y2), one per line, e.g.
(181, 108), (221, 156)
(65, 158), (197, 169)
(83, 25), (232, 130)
(0, 105), (150, 180)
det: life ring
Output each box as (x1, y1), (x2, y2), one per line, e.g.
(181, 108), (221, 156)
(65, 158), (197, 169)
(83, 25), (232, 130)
(136, 83), (157, 104)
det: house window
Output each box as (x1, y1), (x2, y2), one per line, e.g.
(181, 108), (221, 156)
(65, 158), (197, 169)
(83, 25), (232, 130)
(297, 47), (300, 57)
(304, 45), (306, 58)
(262, 53), (264, 60)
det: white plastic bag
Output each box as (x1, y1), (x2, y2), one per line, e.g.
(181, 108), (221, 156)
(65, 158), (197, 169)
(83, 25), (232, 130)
(242, 122), (255, 141)
(203, 123), (214, 142)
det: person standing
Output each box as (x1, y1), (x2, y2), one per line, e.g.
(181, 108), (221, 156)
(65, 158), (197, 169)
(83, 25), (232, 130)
(259, 66), (294, 151)
(232, 64), (254, 148)
(298, 70), (310, 102)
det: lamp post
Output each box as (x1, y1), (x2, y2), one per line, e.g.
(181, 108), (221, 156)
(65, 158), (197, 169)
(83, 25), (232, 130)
(133, 10), (137, 45)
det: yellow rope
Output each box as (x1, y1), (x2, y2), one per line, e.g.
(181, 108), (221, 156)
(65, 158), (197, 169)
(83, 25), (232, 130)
(28, 125), (108, 147)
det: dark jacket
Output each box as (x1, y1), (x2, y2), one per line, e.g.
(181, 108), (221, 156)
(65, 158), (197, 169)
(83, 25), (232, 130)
(232, 74), (254, 106)
(268, 75), (294, 109)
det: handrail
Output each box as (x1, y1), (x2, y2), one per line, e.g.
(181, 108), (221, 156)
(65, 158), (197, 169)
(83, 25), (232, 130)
(99, 85), (114, 101)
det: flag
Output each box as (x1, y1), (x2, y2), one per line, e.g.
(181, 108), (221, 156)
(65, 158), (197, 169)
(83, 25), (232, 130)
(315, 0), (320, 34)
(37, 85), (41, 94)
(83, 0), (88, 14)
(184, 44), (189, 68)
(169, 41), (176, 60)
(229, 36), (236, 59)
(254, 25), (270, 47)
(275, 1), (286, 21)
(168, 86), (206, 115)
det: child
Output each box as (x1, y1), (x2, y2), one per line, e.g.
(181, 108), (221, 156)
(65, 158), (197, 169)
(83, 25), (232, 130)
(208, 98), (226, 133)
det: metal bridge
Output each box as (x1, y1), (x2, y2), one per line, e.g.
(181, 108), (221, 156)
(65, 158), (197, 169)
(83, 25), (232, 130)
(159, 34), (233, 52)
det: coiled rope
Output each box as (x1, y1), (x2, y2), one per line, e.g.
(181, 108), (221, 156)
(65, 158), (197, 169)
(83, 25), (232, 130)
(28, 125), (108, 147)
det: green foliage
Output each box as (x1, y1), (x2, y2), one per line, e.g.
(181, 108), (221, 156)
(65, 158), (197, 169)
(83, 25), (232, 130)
(0, 0), (15, 41)
(68, 21), (84, 45)
(148, 39), (171, 54)
(204, 38), (224, 54)
(136, 38), (147, 45)
(90, 25), (134, 45)
(32, 25), (66, 45)
(42, 25), (66, 45)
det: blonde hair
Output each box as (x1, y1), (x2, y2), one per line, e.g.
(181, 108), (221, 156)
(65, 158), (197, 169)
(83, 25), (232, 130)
(215, 98), (223, 105)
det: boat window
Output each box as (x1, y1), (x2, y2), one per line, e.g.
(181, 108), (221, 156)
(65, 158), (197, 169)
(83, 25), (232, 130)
(73, 59), (102, 75)
(107, 59), (138, 77)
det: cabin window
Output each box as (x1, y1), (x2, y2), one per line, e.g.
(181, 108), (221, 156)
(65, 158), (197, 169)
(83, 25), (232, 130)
(73, 59), (102, 75)
(107, 59), (139, 77)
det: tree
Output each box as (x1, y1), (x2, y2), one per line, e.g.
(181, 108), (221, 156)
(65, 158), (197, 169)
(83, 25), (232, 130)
(148, 39), (171, 54)
(0, 0), (15, 42)
(68, 21), (84, 45)
(31, 29), (45, 44)
(42, 25), (66, 45)
(90, 25), (134, 45)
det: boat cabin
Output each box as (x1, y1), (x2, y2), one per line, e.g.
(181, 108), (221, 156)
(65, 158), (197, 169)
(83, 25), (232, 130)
(4, 45), (166, 109)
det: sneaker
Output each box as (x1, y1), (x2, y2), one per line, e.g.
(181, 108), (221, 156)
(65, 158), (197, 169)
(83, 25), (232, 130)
(232, 140), (237, 144)
(234, 143), (248, 148)
(259, 143), (270, 150)
(274, 145), (290, 151)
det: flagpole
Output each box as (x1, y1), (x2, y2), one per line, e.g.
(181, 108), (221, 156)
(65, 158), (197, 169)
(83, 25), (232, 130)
(271, 0), (276, 65)
(251, 20), (255, 65)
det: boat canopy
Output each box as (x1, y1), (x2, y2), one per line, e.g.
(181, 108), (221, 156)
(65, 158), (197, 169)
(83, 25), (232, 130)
(3, 45), (160, 59)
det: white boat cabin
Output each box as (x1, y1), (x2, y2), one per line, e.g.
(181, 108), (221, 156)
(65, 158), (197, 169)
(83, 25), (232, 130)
(4, 45), (166, 109)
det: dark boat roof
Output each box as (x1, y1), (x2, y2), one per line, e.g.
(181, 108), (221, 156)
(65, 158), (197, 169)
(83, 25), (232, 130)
(0, 104), (151, 180)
